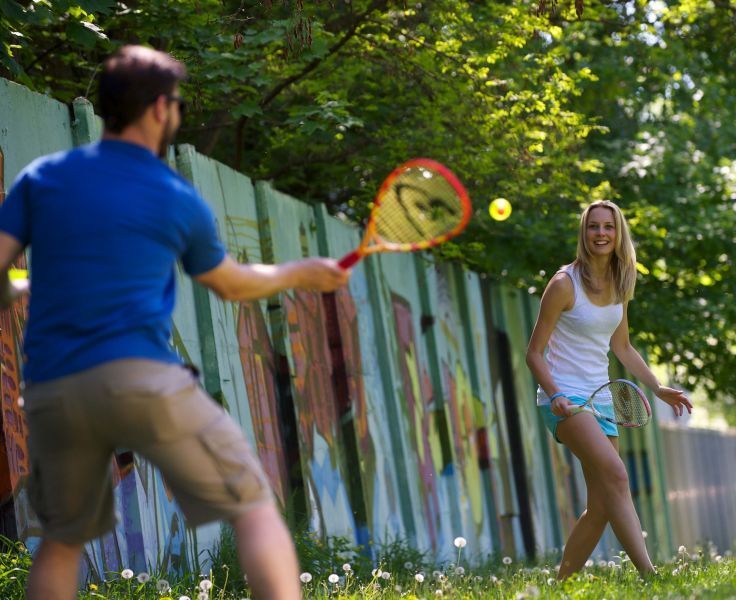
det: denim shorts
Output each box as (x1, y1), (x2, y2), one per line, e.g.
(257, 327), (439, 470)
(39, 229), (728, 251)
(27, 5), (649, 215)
(538, 396), (618, 444)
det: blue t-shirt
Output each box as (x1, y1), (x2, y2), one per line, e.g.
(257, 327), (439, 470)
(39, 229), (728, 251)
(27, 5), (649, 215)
(0, 140), (226, 382)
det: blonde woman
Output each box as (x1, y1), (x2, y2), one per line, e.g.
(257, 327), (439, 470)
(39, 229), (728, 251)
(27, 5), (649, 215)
(526, 200), (691, 578)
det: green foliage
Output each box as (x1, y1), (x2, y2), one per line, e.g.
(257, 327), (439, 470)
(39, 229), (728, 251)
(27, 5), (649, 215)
(3, 0), (736, 419)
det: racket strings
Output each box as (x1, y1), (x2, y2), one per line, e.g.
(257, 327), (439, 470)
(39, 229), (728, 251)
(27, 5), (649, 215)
(373, 166), (464, 244)
(608, 381), (649, 426)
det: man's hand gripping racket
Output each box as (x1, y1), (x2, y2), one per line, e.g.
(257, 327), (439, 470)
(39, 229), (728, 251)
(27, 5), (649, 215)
(562, 379), (652, 428)
(338, 159), (472, 269)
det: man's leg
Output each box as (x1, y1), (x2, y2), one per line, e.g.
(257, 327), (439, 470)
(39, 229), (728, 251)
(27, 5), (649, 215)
(26, 538), (83, 600)
(231, 503), (301, 600)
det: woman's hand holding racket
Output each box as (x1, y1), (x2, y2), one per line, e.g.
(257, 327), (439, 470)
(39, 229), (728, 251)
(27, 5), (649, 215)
(338, 159), (471, 269)
(555, 379), (653, 428)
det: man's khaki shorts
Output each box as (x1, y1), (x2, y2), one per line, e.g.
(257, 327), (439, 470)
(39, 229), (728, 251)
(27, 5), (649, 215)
(23, 359), (273, 544)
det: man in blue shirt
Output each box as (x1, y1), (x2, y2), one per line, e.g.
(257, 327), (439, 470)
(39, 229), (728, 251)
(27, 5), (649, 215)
(0, 45), (349, 600)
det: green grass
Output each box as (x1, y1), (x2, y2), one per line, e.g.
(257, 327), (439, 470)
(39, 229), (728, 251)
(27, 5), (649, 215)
(0, 532), (733, 599)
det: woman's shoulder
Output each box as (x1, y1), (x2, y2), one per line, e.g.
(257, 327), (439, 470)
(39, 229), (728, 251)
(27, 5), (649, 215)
(544, 266), (575, 303)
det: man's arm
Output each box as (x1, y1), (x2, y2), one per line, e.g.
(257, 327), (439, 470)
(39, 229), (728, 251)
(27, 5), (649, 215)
(194, 254), (350, 301)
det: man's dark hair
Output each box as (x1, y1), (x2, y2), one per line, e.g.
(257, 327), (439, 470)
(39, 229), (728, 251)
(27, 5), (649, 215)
(98, 45), (186, 133)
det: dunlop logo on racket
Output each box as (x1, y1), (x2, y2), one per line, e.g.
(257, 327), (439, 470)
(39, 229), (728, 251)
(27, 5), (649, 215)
(339, 159), (472, 269)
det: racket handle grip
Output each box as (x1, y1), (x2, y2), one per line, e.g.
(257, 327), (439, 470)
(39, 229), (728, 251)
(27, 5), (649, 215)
(338, 251), (362, 270)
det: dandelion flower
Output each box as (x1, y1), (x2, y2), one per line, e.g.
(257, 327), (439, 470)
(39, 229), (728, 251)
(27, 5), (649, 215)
(299, 572), (312, 583)
(678, 545), (687, 554)
(415, 573), (425, 583)
(137, 572), (150, 584)
(197, 593), (208, 600)
(404, 561), (414, 570)
(372, 568), (383, 578)
(715, 555), (723, 563)
(584, 559), (593, 568)
(598, 560), (607, 568)
(547, 578), (555, 585)
(342, 563), (352, 573)
(608, 561), (616, 568)
(490, 575), (498, 583)
(328, 574), (339, 584)
(156, 579), (171, 592)
(503, 556), (512, 565)
(432, 570), (443, 580)
(199, 580), (213, 592)
(435, 591), (443, 597)
(381, 571), (391, 580)
(453, 536), (467, 548)
(121, 569), (134, 580)
(454, 566), (465, 576)
(179, 597), (191, 600)
(642, 530), (648, 539)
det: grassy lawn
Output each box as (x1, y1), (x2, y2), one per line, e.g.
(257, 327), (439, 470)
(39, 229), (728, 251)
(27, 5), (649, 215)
(0, 533), (733, 599)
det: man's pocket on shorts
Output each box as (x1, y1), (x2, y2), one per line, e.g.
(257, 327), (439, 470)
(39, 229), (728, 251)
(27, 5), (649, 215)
(197, 416), (268, 503)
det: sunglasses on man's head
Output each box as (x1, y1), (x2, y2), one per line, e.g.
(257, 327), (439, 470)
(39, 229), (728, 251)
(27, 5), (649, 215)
(165, 94), (186, 117)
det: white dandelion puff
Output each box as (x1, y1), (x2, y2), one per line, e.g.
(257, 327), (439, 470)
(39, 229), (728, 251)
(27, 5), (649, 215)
(299, 572), (312, 583)
(136, 572), (150, 584)
(584, 559), (593, 568)
(547, 577), (555, 585)
(197, 593), (209, 600)
(678, 545), (687, 554)
(178, 596), (191, 600)
(121, 569), (134, 580)
(432, 570), (443, 580)
(415, 573), (425, 583)
(156, 579), (171, 592)
(328, 574), (339, 584)
(404, 561), (414, 570)
(642, 530), (648, 538)
(342, 563), (352, 573)
(598, 560), (607, 568)
(372, 568), (382, 578)
(608, 561), (616, 568)
(454, 566), (465, 576)
(503, 556), (513, 565)
(453, 536), (467, 548)
(381, 571), (391, 580)
(199, 579), (213, 591)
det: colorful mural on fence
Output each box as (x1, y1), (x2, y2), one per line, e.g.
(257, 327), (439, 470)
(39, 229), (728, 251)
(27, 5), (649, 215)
(237, 299), (289, 505)
(283, 289), (356, 534)
(442, 361), (485, 538)
(390, 293), (443, 549)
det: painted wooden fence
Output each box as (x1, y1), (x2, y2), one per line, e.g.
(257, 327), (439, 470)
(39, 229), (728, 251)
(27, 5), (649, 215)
(1, 78), (735, 580)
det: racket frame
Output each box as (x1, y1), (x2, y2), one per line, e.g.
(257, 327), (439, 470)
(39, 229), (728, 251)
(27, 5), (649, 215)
(339, 158), (471, 268)
(568, 378), (651, 428)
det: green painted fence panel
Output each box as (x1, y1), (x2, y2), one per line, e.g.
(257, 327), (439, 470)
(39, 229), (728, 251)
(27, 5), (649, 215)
(254, 182), (356, 539)
(312, 205), (410, 548)
(417, 259), (494, 560)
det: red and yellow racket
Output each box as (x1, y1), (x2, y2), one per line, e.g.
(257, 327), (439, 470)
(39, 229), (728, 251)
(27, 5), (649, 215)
(339, 159), (472, 269)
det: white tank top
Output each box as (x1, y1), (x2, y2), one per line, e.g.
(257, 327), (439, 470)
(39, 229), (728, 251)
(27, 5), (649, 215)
(536, 265), (623, 405)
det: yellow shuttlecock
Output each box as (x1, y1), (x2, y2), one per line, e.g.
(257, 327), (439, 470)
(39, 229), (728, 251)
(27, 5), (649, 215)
(8, 268), (28, 281)
(489, 198), (512, 221)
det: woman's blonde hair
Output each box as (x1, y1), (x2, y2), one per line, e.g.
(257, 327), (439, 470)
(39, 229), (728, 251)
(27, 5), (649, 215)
(573, 200), (637, 303)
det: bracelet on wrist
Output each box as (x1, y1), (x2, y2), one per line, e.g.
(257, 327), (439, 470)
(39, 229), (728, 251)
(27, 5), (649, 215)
(548, 392), (566, 402)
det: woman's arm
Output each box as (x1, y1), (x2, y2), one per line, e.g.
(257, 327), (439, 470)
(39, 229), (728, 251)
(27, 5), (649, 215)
(526, 272), (575, 416)
(610, 303), (692, 416)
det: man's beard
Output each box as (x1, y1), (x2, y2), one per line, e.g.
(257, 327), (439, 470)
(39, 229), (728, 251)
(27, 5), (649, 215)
(158, 116), (178, 158)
